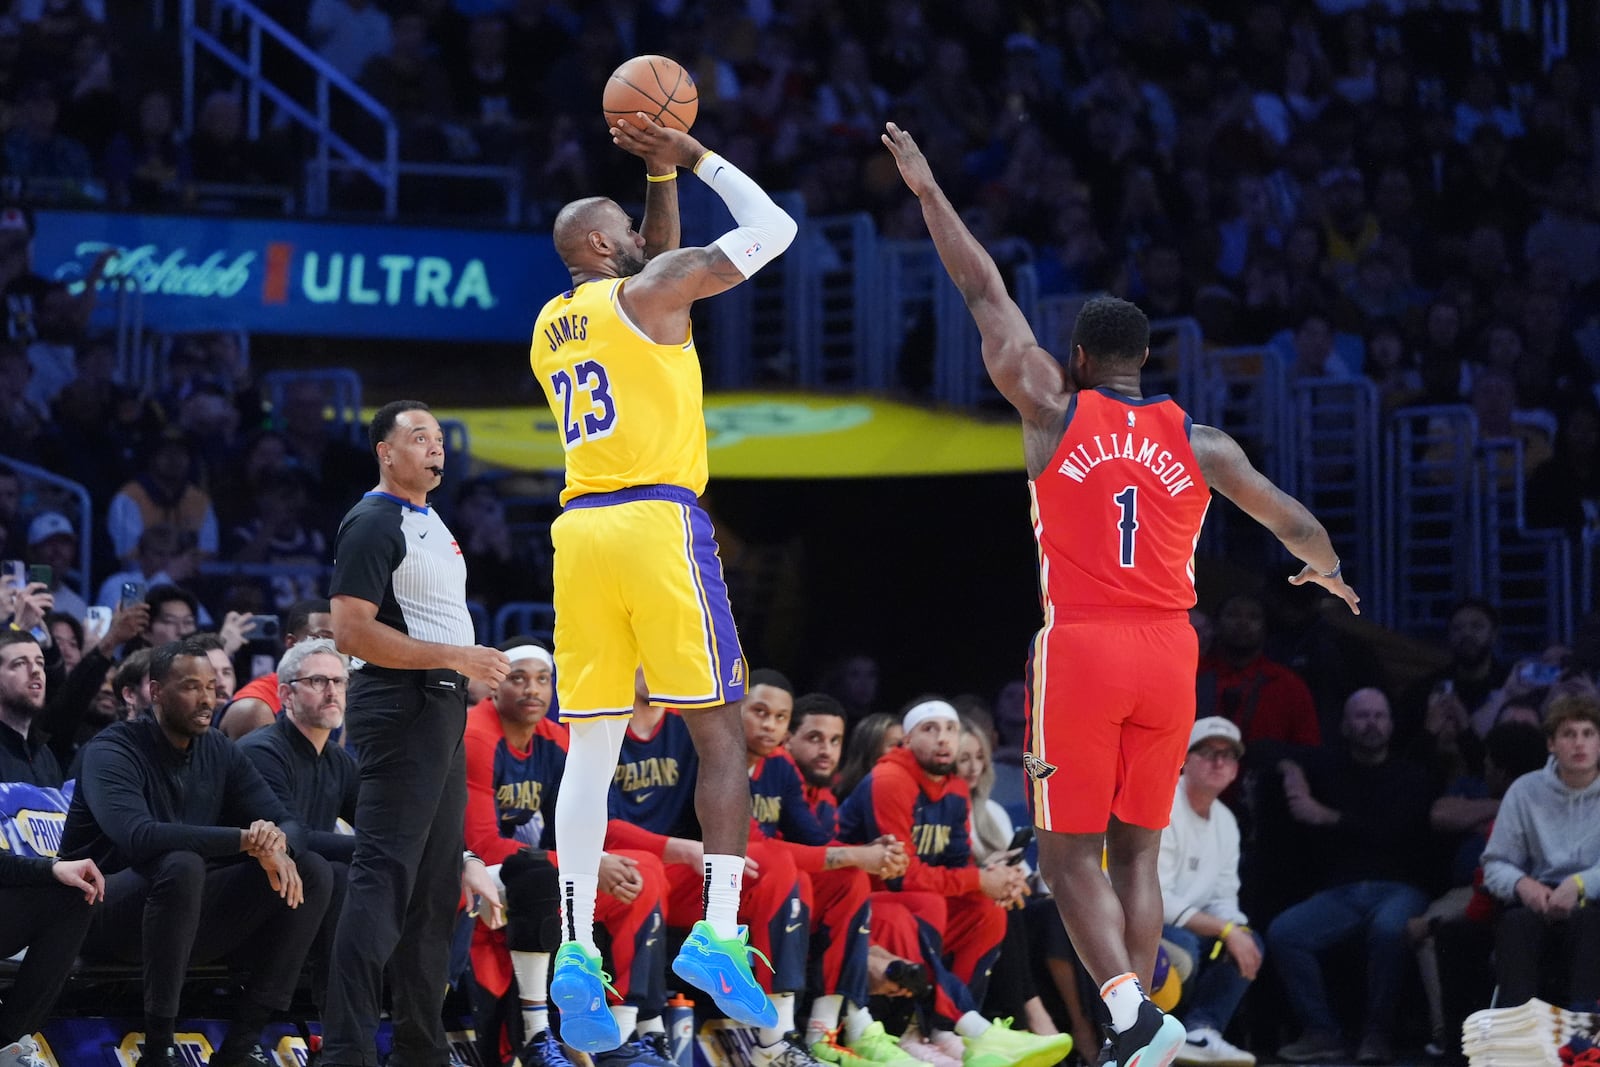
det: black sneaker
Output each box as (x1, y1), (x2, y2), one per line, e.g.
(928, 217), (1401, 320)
(137, 1043), (182, 1067)
(211, 1043), (272, 1067)
(884, 960), (931, 1000)
(1111, 1002), (1185, 1067)
(518, 1029), (579, 1067)
(596, 1032), (677, 1067)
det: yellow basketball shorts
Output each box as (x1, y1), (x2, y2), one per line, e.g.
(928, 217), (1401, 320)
(551, 485), (746, 719)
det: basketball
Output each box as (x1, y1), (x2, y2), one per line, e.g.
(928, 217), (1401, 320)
(603, 55), (698, 133)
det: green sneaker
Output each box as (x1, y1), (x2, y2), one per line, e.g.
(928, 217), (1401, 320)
(850, 1022), (931, 1067)
(550, 941), (622, 1053)
(811, 1030), (873, 1067)
(671, 921), (779, 1028)
(963, 1019), (1073, 1067)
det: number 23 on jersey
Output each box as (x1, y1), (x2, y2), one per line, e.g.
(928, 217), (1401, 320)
(550, 360), (617, 445)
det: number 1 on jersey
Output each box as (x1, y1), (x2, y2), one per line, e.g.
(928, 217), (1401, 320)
(551, 360), (617, 445)
(1114, 485), (1139, 568)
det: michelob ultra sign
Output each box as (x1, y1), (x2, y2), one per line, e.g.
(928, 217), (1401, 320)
(32, 210), (569, 342)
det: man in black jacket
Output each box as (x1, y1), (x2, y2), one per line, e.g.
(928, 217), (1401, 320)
(58, 638), (333, 1067)
(239, 636), (357, 1015)
(0, 850), (103, 1066)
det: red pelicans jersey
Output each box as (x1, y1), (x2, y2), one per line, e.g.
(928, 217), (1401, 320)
(1030, 387), (1211, 613)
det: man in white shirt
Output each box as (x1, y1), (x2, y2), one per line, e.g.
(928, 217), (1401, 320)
(1159, 717), (1263, 1067)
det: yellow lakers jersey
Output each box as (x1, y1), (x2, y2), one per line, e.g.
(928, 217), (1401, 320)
(529, 278), (708, 505)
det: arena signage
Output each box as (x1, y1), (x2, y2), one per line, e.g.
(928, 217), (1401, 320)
(31, 210), (568, 342)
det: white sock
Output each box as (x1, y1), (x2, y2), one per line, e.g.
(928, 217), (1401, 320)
(612, 1004), (639, 1041)
(1100, 972), (1148, 1033)
(638, 1015), (665, 1035)
(703, 854), (743, 938)
(512, 951), (551, 1036)
(760, 992), (796, 1045)
(955, 1012), (989, 1039)
(843, 1003), (873, 1044)
(808, 994), (844, 1039)
(559, 873), (600, 952)
(555, 717), (630, 950)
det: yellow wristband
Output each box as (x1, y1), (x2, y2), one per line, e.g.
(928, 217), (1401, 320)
(646, 171), (677, 182)
(1210, 921), (1236, 960)
(692, 149), (715, 174)
(1575, 873), (1587, 905)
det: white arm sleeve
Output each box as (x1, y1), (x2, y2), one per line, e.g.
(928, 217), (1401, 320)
(694, 151), (798, 278)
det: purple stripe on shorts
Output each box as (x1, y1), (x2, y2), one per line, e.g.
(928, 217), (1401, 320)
(685, 503), (747, 704)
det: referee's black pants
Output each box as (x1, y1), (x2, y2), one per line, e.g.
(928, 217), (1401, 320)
(0, 882), (95, 1042)
(323, 670), (469, 1067)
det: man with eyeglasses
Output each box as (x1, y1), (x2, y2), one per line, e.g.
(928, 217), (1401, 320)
(1158, 718), (1261, 1067)
(239, 637), (359, 1019)
(219, 598), (334, 740)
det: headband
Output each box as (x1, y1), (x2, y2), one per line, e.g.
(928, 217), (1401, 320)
(504, 645), (554, 670)
(902, 699), (959, 734)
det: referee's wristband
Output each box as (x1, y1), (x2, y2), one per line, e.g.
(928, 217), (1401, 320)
(1319, 559), (1341, 580)
(463, 849), (483, 865)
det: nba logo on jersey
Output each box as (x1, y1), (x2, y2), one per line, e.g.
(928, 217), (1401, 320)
(1127, 411), (1136, 427)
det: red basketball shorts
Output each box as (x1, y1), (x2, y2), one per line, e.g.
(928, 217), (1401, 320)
(1025, 610), (1196, 833)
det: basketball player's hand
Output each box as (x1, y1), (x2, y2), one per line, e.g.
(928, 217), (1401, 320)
(259, 850), (304, 908)
(599, 852), (643, 904)
(876, 835), (910, 880)
(1287, 564), (1360, 615)
(463, 857), (506, 929)
(1224, 926), (1262, 980)
(611, 113), (706, 173)
(880, 123), (937, 200)
(458, 645), (511, 686)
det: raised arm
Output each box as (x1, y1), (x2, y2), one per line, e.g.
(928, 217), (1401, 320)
(881, 122), (1069, 424)
(1191, 423), (1361, 613)
(614, 112), (682, 259)
(611, 118), (797, 325)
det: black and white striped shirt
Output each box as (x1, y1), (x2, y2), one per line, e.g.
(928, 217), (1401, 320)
(330, 491), (475, 662)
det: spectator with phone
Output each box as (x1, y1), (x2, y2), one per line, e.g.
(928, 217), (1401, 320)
(1470, 649), (1571, 738)
(39, 598), (148, 763)
(1398, 599), (1512, 751)
(1158, 718), (1261, 1067)
(93, 524), (192, 613)
(23, 512), (85, 621)
(1480, 693), (1600, 1010)
(217, 598), (332, 740)
(139, 584), (198, 648)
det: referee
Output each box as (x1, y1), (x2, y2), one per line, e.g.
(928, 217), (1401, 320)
(322, 400), (510, 1067)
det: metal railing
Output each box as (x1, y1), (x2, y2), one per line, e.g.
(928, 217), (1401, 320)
(1290, 378), (1382, 619)
(0, 456), (94, 606)
(1385, 406), (1483, 642)
(1478, 438), (1575, 652)
(181, 0), (399, 217)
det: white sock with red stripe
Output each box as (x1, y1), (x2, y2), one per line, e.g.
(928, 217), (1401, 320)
(1100, 972), (1149, 1033)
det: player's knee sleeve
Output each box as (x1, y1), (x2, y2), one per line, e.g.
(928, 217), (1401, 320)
(502, 850), (563, 952)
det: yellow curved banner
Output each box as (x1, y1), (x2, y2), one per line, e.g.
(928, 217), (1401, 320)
(435, 393), (1025, 478)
